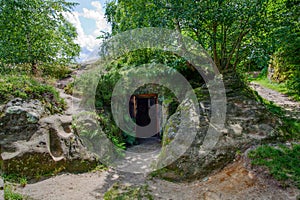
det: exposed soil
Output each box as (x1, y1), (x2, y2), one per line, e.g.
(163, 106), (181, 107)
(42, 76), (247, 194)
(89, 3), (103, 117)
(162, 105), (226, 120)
(15, 157), (299, 199)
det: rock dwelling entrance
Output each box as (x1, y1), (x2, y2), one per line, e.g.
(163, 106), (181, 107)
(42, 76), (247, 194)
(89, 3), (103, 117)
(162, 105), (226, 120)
(129, 94), (160, 139)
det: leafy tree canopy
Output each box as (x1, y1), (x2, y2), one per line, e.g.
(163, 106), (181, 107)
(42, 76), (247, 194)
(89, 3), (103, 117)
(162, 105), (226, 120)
(0, 0), (80, 74)
(104, 0), (269, 71)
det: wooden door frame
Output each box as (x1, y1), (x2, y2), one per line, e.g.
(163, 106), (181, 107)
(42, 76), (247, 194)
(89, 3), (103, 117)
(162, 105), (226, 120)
(131, 94), (159, 137)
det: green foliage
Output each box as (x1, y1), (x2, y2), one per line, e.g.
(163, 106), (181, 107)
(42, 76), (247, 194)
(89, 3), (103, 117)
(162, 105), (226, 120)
(2, 173), (23, 183)
(98, 112), (126, 150)
(41, 64), (73, 79)
(258, 67), (268, 79)
(122, 132), (137, 146)
(248, 144), (300, 189)
(72, 69), (128, 149)
(0, 0), (80, 74)
(105, 0), (269, 71)
(104, 183), (153, 200)
(1, 174), (28, 198)
(100, 49), (203, 90)
(149, 168), (170, 179)
(104, 0), (299, 88)
(0, 74), (65, 113)
(266, 0), (300, 96)
(90, 164), (108, 173)
(286, 71), (300, 98)
(95, 70), (122, 108)
(94, 64), (183, 147)
(4, 185), (25, 200)
(64, 81), (74, 95)
(19, 178), (27, 188)
(73, 111), (126, 151)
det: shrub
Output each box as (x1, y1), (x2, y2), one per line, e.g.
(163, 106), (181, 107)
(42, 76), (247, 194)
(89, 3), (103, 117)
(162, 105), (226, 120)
(0, 74), (65, 114)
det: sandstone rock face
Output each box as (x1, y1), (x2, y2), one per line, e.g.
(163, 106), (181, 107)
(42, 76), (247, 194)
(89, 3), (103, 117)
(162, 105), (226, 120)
(0, 98), (46, 145)
(157, 75), (283, 181)
(0, 98), (97, 178)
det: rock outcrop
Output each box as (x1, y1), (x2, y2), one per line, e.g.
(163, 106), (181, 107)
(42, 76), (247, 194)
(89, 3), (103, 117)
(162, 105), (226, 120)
(0, 98), (97, 178)
(156, 74), (283, 181)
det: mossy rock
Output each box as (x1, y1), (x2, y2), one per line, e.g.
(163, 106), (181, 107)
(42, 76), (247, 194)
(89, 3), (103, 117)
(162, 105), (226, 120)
(156, 74), (283, 181)
(104, 183), (153, 200)
(1, 152), (98, 179)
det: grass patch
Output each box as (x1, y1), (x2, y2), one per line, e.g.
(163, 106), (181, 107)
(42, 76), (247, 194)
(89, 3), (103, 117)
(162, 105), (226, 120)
(104, 183), (153, 200)
(0, 74), (65, 114)
(4, 184), (29, 200)
(90, 164), (108, 173)
(248, 144), (300, 189)
(1, 174), (27, 187)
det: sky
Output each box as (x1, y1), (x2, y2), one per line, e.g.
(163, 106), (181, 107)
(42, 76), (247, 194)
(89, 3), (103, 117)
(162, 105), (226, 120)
(64, 0), (111, 62)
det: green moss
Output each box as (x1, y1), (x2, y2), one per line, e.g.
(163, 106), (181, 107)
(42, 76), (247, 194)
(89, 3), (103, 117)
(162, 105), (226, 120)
(90, 164), (108, 173)
(0, 74), (65, 114)
(104, 183), (153, 200)
(1, 153), (98, 180)
(2, 153), (56, 178)
(149, 164), (187, 182)
(64, 81), (74, 95)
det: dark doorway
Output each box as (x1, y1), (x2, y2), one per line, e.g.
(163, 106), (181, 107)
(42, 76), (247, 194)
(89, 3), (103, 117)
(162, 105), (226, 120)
(130, 94), (160, 138)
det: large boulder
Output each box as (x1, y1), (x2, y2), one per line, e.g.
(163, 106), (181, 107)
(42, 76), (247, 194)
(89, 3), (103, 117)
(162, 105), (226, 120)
(0, 98), (97, 178)
(156, 74), (283, 181)
(0, 98), (46, 145)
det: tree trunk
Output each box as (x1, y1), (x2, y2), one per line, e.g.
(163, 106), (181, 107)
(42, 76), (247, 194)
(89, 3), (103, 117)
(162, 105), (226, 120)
(212, 23), (220, 70)
(31, 61), (38, 75)
(220, 24), (228, 70)
(233, 39), (242, 71)
(173, 18), (194, 71)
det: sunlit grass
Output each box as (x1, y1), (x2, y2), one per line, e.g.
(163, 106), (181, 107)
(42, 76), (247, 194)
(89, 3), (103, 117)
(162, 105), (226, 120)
(248, 144), (300, 189)
(0, 73), (65, 114)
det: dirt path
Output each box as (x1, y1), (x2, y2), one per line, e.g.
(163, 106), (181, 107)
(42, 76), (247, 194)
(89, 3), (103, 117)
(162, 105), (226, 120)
(16, 157), (299, 200)
(12, 70), (300, 199)
(250, 82), (300, 119)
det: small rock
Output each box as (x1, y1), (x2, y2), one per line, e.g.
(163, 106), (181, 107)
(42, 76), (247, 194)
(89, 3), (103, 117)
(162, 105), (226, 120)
(0, 177), (3, 190)
(202, 177), (209, 182)
(111, 174), (119, 180)
(0, 190), (3, 200)
(248, 171), (256, 179)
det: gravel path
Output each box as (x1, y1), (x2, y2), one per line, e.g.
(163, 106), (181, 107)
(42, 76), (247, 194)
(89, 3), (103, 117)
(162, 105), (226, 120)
(250, 82), (300, 119)
(16, 158), (299, 200)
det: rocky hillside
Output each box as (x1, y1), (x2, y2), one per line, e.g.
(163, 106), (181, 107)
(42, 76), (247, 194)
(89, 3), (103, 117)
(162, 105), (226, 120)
(155, 72), (284, 181)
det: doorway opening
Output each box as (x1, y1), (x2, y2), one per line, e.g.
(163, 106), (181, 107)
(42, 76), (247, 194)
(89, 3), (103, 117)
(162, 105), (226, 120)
(129, 94), (161, 142)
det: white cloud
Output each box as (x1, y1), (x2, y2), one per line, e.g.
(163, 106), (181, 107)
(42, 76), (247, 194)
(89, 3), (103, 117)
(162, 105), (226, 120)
(82, 8), (99, 19)
(64, 1), (111, 61)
